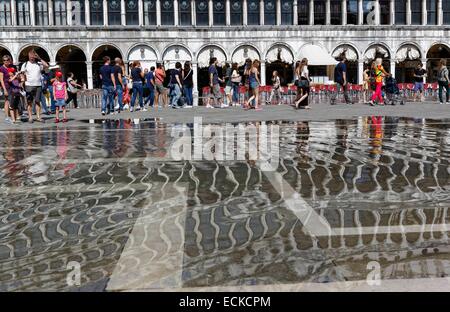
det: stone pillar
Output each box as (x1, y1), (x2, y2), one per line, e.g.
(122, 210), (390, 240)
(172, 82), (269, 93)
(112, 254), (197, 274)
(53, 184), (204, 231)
(174, 0), (179, 25)
(48, 0), (53, 25)
(139, 0), (144, 25)
(11, 0), (16, 26)
(309, 0), (314, 25)
(121, 0), (126, 25)
(437, 0), (443, 25)
(390, 0), (394, 24)
(358, 60), (364, 84)
(86, 61), (94, 89)
(342, 0), (347, 25)
(357, 0), (363, 25)
(390, 60), (396, 78)
(156, 0), (161, 25)
(375, 0), (380, 25)
(226, 0), (231, 25)
(260, 60), (266, 86)
(421, 58), (427, 82)
(243, 0), (248, 25)
(30, 0), (36, 26)
(209, 0), (213, 26)
(192, 62), (199, 106)
(103, 0), (108, 26)
(191, 0), (196, 26)
(84, 0), (90, 25)
(422, 0), (427, 25)
(276, 0), (281, 25)
(406, 0), (411, 25)
(260, 0), (264, 25)
(326, 0), (331, 25)
(67, 0), (73, 25)
(293, 0), (298, 24)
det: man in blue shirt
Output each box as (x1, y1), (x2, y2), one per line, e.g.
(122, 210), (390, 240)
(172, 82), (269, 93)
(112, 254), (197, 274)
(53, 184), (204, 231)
(207, 57), (225, 108)
(100, 56), (116, 115)
(331, 54), (352, 105)
(145, 66), (155, 107)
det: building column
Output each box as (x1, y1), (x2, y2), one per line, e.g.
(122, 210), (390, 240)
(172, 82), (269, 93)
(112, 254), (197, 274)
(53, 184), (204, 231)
(174, 0), (179, 25)
(139, 0), (144, 25)
(375, 0), (380, 25)
(260, 0), (264, 25)
(326, 0), (331, 25)
(243, 0), (248, 25)
(276, 0), (281, 25)
(341, 0), (347, 25)
(422, 0), (427, 25)
(357, 0), (363, 25)
(226, 0), (231, 25)
(390, 60), (396, 78)
(85, 0), (90, 25)
(406, 0), (411, 25)
(309, 0), (314, 25)
(358, 60), (364, 85)
(11, 0), (16, 26)
(86, 61), (94, 89)
(389, 0), (394, 24)
(103, 0), (108, 26)
(156, 0), (161, 25)
(192, 62), (199, 106)
(30, 0), (36, 26)
(437, 0), (443, 25)
(48, 0), (53, 25)
(260, 60), (266, 86)
(293, 0), (298, 24)
(209, 0), (213, 26)
(121, 0), (126, 25)
(191, 0), (196, 26)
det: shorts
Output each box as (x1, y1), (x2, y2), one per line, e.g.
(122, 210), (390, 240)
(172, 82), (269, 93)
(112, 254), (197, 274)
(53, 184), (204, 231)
(55, 99), (66, 108)
(209, 84), (222, 99)
(250, 81), (259, 90)
(224, 86), (232, 95)
(1, 90), (13, 104)
(10, 95), (21, 110)
(414, 82), (424, 92)
(25, 86), (42, 104)
(155, 83), (166, 94)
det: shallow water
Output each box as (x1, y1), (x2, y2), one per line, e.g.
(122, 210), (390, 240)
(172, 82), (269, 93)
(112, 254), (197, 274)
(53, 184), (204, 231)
(0, 117), (449, 291)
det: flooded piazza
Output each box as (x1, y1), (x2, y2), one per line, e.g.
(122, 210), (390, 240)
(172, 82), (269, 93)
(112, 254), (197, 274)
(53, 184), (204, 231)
(0, 117), (449, 291)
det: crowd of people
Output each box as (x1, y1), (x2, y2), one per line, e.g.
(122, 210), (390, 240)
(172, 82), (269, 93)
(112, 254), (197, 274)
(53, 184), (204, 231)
(1, 50), (449, 124)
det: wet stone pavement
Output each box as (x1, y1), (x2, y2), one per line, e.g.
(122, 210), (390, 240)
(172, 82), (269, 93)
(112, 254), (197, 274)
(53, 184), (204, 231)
(0, 113), (449, 291)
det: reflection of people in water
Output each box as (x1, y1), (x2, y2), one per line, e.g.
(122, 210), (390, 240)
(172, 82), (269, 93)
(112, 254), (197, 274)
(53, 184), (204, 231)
(369, 116), (384, 159)
(55, 128), (76, 175)
(2, 131), (26, 186)
(295, 121), (310, 162)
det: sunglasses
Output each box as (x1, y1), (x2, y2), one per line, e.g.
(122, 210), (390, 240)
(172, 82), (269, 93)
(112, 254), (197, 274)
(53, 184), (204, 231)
(3, 59), (10, 62)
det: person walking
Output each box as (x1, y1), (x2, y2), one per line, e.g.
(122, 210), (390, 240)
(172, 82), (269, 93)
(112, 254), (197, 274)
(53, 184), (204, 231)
(39, 70), (50, 115)
(113, 57), (125, 112)
(245, 59), (261, 111)
(144, 66), (156, 108)
(437, 58), (450, 105)
(267, 70), (282, 105)
(413, 62), (427, 102)
(66, 72), (82, 109)
(369, 58), (390, 106)
(0, 55), (14, 123)
(207, 57), (225, 108)
(363, 65), (371, 104)
(52, 71), (68, 123)
(130, 61), (145, 112)
(230, 63), (241, 106)
(21, 49), (49, 123)
(169, 62), (183, 109)
(154, 63), (168, 108)
(331, 54), (352, 105)
(223, 63), (233, 107)
(294, 58), (311, 109)
(183, 62), (194, 107)
(100, 56), (116, 115)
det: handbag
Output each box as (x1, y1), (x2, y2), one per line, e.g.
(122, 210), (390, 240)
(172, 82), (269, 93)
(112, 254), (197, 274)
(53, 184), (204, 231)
(297, 79), (310, 88)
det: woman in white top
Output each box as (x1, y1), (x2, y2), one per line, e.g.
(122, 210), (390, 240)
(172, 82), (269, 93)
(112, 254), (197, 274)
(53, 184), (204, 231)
(294, 58), (311, 109)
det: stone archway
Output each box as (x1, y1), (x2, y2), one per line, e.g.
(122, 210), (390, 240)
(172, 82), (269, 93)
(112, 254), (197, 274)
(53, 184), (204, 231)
(363, 44), (392, 73)
(0, 46), (13, 63)
(265, 44), (294, 86)
(426, 44), (450, 82)
(56, 45), (87, 86)
(197, 45), (228, 97)
(18, 45), (51, 64)
(333, 44), (359, 84)
(128, 44), (158, 72)
(91, 44), (123, 88)
(395, 44), (422, 83)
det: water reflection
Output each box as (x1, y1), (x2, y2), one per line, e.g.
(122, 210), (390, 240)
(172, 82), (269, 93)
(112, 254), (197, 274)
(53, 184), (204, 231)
(0, 117), (449, 291)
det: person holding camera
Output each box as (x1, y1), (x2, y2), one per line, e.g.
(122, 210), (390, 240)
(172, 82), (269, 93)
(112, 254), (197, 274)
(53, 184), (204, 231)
(20, 49), (49, 123)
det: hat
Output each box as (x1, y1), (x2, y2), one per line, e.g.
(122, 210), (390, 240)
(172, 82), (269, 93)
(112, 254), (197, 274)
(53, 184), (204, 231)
(55, 71), (63, 78)
(7, 67), (16, 73)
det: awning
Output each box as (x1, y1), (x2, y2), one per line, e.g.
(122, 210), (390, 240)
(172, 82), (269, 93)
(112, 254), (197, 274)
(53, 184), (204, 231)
(395, 45), (421, 63)
(364, 46), (390, 62)
(162, 46), (192, 69)
(232, 46), (260, 66)
(266, 46), (294, 64)
(298, 44), (338, 66)
(197, 47), (227, 68)
(332, 46), (358, 62)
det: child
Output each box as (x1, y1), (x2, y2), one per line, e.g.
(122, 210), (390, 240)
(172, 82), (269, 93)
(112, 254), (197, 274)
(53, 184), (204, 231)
(52, 71), (68, 123)
(267, 71), (282, 105)
(7, 67), (21, 124)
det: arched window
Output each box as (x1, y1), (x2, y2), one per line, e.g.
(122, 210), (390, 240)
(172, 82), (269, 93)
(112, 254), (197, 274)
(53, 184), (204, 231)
(71, 0), (85, 25)
(143, 0), (156, 25)
(362, 0), (375, 24)
(314, 0), (326, 25)
(444, 0), (450, 24)
(264, 0), (276, 25)
(160, 0), (174, 25)
(90, 0), (104, 25)
(247, 0), (260, 25)
(379, 0), (390, 24)
(179, 0), (192, 25)
(230, 0), (243, 25)
(347, 0), (358, 25)
(330, 0), (342, 25)
(16, 0), (30, 26)
(108, 0), (121, 25)
(53, 0), (67, 25)
(125, 0), (139, 25)
(427, 0), (437, 25)
(395, 0), (406, 25)
(0, 0), (12, 26)
(196, 0), (209, 26)
(35, 0), (48, 25)
(410, 0), (422, 25)
(298, 0), (309, 24)
(213, 0), (226, 25)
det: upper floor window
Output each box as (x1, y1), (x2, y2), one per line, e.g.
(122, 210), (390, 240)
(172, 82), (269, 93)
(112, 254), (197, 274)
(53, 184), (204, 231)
(264, 0), (276, 25)
(443, 0), (450, 24)
(395, 0), (406, 25)
(347, 0), (358, 25)
(125, 0), (139, 25)
(16, 0), (30, 26)
(90, 0), (104, 25)
(0, 0), (12, 26)
(298, 0), (309, 25)
(281, 0), (293, 25)
(230, 0), (243, 25)
(179, 0), (192, 26)
(379, 0), (390, 24)
(53, 0), (67, 25)
(362, 0), (375, 24)
(196, 0), (209, 26)
(161, 0), (174, 25)
(213, 0), (226, 25)
(108, 0), (121, 25)
(330, 0), (342, 25)
(71, 0), (85, 25)
(247, 0), (260, 25)
(410, 0), (422, 25)
(35, 0), (49, 25)
(314, 0), (326, 25)
(143, 0), (157, 25)
(427, 0), (437, 25)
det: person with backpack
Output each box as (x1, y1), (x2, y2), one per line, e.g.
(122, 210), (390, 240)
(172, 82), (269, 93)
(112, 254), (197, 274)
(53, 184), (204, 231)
(369, 58), (390, 106)
(144, 66), (156, 108)
(331, 54), (352, 105)
(39, 70), (50, 115)
(169, 62), (183, 109)
(437, 58), (450, 105)
(65, 72), (82, 109)
(267, 70), (282, 105)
